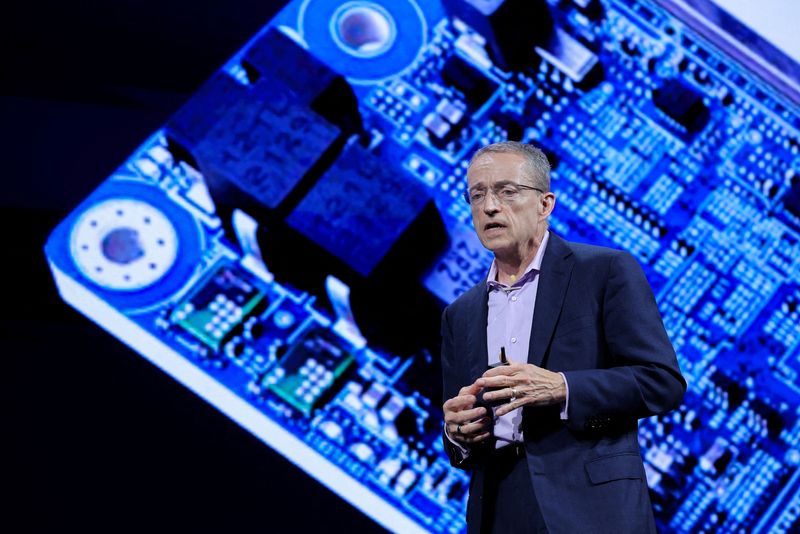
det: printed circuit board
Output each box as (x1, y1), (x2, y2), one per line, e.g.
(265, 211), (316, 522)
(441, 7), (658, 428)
(45, 1), (800, 532)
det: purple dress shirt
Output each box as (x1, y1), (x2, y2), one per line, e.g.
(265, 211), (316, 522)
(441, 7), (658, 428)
(485, 230), (550, 445)
(447, 231), (569, 451)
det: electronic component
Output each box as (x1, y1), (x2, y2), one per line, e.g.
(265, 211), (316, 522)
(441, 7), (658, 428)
(443, 0), (553, 70)
(69, 198), (178, 292)
(196, 75), (342, 210)
(424, 98), (467, 148)
(783, 171), (800, 219)
(491, 113), (524, 141)
(167, 28), (362, 250)
(262, 329), (355, 416)
(535, 28), (603, 88)
(286, 143), (438, 275)
(299, 0), (427, 83)
(171, 264), (267, 351)
(441, 54), (499, 109)
(423, 112), (452, 148)
(325, 275), (365, 349)
(436, 99), (466, 126)
(50, 176), (205, 312)
(699, 437), (735, 477)
(652, 78), (710, 134)
(572, 0), (603, 19)
(165, 71), (243, 157)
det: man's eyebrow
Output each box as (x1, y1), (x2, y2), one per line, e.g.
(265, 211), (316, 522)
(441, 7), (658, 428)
(468, 180), (517, 190)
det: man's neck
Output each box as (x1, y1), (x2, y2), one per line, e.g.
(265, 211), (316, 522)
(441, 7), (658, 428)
(495, 256), (534, 285)
(494, 232), (546, 285)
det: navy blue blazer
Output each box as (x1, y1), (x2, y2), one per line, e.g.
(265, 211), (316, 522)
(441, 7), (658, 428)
(441, 233), (686, 533)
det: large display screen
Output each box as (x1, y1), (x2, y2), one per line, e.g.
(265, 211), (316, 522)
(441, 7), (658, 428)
(44, 0), (800, 531)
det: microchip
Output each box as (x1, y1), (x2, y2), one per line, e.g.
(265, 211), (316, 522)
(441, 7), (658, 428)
(442, 55), (499, 110)
(491, 113), (524, 141)
(652, 79), (710, 134)
(166, 27), (361, 233)
(751, 399), (788, 438)
(783, 172), (800, 219)
(286, 143), (432, 275)
(166, 71), (245, 152)
(535, 28), (603, 89)
(442, 0), (553, 70)
(171, 265), (266, 351)
(195, 76), (341, 210)
(263, 329), (355, 416)
(241, 29), (362, 134)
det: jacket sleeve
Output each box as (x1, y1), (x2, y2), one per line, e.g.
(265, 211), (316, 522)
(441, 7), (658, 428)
(562, 251), (686, 432)
(440, 305), (482, 470)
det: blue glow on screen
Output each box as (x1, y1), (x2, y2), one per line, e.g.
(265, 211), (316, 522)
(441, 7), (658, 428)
(44, 0), (800, 532)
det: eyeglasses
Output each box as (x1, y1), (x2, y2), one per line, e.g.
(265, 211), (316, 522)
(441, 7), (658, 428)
(463, 183), (544, 205)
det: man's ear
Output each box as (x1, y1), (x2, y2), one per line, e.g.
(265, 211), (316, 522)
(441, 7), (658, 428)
(541, 192), (556, 218)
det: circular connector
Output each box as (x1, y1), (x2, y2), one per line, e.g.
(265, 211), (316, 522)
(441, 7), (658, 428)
(70, 198), (179, 291)
(331, 2), (396, 58)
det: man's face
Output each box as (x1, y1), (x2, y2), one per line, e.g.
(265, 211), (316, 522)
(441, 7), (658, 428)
(466, 152), (553, 258)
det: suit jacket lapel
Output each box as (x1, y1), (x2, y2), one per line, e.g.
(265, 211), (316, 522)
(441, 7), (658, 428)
(529, 233), (574, 368)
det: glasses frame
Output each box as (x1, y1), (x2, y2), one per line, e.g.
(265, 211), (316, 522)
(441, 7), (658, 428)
(463, 182), (545, 206)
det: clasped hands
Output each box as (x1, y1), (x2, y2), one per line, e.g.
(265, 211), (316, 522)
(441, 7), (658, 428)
(443, 363), (567, 446)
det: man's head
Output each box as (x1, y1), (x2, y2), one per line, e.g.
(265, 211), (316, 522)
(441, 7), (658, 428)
(465, 142), (555, 262)
(469, 142), (551, 192)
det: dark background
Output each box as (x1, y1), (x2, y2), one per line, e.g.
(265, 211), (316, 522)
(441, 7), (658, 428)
(5, 1), (385, 531)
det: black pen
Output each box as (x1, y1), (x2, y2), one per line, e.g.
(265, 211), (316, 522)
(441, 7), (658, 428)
(500, 346), (508, 365)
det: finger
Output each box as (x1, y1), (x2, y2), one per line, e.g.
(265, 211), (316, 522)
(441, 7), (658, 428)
(475, 375), (514, 389)
(481, 363), (525, 378)
(443, 394), (477, 412)
(449, 414), (491, 440)
(494, 397), (527, 417)
(444, 406), (487, 425)
(482, 387), (517, 403)
(459, 417), (492, 436)
(458, 383), (482, 397)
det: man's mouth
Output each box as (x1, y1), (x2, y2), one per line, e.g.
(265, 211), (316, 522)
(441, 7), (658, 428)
(484, 222), (506, 232)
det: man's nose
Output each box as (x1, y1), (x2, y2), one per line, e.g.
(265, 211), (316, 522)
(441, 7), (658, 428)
(482, 190), (501, 213)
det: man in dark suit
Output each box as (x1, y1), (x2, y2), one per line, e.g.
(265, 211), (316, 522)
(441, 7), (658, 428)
(440, 142), (685, 533)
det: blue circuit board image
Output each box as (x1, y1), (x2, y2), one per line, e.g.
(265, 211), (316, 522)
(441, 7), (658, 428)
(43, 0), (800, 532)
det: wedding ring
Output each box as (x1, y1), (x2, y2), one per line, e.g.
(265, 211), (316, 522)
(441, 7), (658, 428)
(457, 424), (462, 434)
(511, 387), (518, 399)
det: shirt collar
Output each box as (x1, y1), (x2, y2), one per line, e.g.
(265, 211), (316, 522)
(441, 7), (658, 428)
(486, 231), (550, 292)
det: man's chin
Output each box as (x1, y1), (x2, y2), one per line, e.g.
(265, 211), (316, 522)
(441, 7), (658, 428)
(482, 239), (512, 256)
(478, 234), (502, 250)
